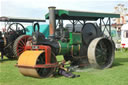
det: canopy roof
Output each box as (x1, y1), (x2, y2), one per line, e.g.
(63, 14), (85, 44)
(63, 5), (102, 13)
(0, 16), (45, 23)
(45, 9), (120, 20)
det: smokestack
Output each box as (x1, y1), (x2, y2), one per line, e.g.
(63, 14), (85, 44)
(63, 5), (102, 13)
(48, 6), (56, 38)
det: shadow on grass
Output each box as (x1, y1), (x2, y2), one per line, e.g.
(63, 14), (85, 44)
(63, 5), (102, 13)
(0, 58), (16, 63)
(54, 74), (62, 78)
(112, 62), (123, 67)
(115, 58), (128, 63)
(112, 58), (128, 67)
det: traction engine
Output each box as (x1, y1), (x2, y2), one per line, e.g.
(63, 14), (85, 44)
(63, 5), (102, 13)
(17, 7), (118, 78)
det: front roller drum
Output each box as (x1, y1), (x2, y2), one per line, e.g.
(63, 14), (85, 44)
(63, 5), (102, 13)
(88, 37), (115, 69)
(17, 50), (57, 78)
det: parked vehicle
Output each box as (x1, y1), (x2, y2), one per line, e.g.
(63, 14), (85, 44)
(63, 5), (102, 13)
(121, 24), (128, 48)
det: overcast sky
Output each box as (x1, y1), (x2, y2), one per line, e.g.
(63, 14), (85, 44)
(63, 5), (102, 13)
(0, 0), (128, 30)
(0, 0), (128, 19)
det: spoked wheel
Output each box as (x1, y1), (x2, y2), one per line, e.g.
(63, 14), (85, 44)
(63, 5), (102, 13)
(13, 35), (31, 58)
(7, 23), (26, 35)
(88, 37), (115, 69)
(18, 51), (57, 78)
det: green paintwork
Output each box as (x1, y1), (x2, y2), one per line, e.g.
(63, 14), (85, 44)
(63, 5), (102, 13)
(58, 41), (72, 55)
(58, 32), (81, 55)
(69, 33), (82, 44)
(72, 45), (80, 56)
(45, 9), (120, 20)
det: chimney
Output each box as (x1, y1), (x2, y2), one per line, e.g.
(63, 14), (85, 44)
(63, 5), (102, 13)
(48, 6), (56, 38)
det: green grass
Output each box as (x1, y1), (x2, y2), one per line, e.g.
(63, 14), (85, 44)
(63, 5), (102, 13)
(1, 51), (128, 85)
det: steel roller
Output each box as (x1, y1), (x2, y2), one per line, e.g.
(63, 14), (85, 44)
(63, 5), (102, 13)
(18, 50), (44, 78)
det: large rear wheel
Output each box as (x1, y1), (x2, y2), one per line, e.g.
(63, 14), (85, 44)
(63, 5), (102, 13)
(88, 37), (115, 69)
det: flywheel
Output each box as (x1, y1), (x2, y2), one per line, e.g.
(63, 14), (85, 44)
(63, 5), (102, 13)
(82, 23), (102, 45)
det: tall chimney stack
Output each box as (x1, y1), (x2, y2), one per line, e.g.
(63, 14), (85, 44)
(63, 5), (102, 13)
(48, 6), (56, 38)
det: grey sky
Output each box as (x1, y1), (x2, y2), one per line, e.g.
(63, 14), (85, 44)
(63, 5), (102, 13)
(0, 0), (128, 30)
(1, 0), (128, 19)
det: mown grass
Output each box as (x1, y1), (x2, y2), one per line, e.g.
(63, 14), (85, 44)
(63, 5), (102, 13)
(0, 51), (128, 85)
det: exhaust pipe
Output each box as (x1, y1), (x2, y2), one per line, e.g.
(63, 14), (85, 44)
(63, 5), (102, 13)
(48, 6), (56, 38)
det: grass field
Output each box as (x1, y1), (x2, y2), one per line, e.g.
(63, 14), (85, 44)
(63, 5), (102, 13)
(0, 51), (128, 85)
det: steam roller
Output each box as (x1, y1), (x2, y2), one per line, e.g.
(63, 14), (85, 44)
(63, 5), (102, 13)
(16, 6), (119, 78)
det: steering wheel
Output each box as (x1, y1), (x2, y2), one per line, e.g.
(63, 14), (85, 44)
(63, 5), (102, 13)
(7, 23), (26, 35)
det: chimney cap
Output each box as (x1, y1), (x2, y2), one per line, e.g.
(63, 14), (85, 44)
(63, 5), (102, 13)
(48, 6), (56, 9)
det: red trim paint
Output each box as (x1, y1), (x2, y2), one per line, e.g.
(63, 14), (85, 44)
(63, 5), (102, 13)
(25, 45), (52, 64)
(17, 35), (30, 56)
(17, 63), (58, 68)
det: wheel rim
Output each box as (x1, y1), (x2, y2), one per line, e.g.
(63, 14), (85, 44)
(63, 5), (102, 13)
(17, 35), (31, 56)
(88, 37), (115, 69)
